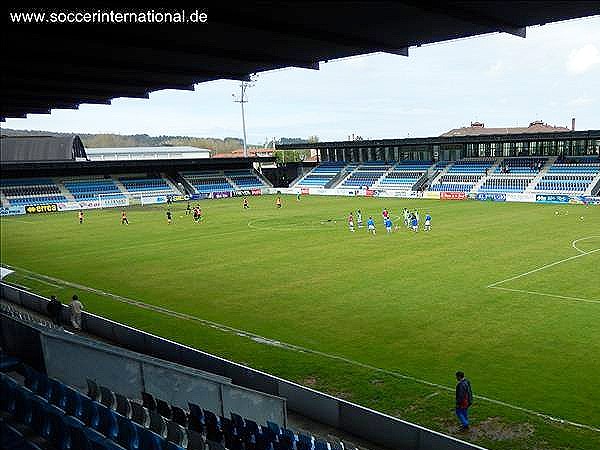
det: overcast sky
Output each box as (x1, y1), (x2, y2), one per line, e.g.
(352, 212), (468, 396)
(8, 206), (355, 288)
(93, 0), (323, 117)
(3, 16), (600, 144)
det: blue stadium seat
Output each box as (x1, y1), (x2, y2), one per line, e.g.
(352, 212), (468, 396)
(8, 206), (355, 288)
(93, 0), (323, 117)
(188, 403), (206, 434)
(116, 414), (139, 450)
(92, 402), (119, 441)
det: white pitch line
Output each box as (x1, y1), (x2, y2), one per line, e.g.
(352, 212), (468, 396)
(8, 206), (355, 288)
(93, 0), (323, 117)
(487, 248), (600, 288)
(490, 286), (600, 305)
(572, 236), (600, 255)
(7, 265), (600, 434)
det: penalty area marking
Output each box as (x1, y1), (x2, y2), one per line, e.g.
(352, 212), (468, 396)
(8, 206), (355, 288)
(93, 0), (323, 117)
(5, 264), (600, 433)
(572, 235), (600, 254)
(487, 236), (600, 304)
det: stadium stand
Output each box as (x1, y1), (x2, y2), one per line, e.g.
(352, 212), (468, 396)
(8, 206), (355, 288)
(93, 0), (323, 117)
(118, 174), (179, 197)
(532, 156), (600, 193)
(373, 160), (434, 191)
(479, 177), (533, 193)
(294, 162), (348, 188)
(429, 158), (495, 192)
(179, 171), (235, 194)
(63, 177), (125, 202)
(0, 178), (67, 206)
(339, 162), (393, 188)
(495, 157), (547, 174)
(0, 356), (357, 450)
(223, 170), (269, 189)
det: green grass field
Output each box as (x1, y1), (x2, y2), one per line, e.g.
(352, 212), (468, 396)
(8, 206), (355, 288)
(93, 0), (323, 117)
(1, 195), (599, 450)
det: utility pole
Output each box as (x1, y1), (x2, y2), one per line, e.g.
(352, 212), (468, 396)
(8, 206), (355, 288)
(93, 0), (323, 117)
(232, 77), (256, 158)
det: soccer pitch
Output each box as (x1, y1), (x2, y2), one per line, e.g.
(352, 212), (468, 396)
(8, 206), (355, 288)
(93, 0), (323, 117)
(1, 195), (599, 450)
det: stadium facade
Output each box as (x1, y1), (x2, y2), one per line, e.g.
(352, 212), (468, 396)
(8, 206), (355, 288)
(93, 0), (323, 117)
(277, 122), (600, 163)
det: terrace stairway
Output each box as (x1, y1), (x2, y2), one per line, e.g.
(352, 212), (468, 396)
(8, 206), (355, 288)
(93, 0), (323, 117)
(470, 157), (503, 193)
(161, 173), (185, 194)
(53, 178), (75, 201)
(585, 171), (600, 196)
(172, 173), (197, 195)
(330, 165), (360, 189)
(524, 156), (557, 192)
(110, 177), (130, 195)
(429, 161), (454, 185)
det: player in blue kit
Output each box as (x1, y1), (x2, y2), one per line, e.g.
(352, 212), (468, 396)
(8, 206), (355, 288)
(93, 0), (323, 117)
(367, 216), (376, 235)
(384, 216), (393, 233)
(424, 213), (432, 231)
(411, 214), (418, 232)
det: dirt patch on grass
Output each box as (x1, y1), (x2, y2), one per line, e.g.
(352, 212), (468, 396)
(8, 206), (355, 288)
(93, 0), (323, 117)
(441, 416), (534, 441)
(302, 376), (318, 387)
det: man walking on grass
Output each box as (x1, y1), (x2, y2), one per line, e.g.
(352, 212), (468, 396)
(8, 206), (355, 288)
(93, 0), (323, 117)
(455, 371), (473, 431)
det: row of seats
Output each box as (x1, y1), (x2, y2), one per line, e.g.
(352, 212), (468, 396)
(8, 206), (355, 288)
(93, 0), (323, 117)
(193, 184), (234, 193)
(501, 157), (547, 167)
(231, 176), (265, 188)
(534, 182), (590, 192)
(120, 179), (171, 192)
(448, 164), (491, 174)
(1, 371), (184, 450)
(2, 365), (189, 450)
(180, 172), (236, 193)
(190, 178), (231, 186)
(548, 165), (600, 173)
(440, 174), (481, 183)
(2, 185), (61, 197)
(429, 183), (473, 192)
(342, 170), (385, 187)
(64, 181), (120, 193)
(135, 389), (349, 450)
(296, 163), (348, 187)
(541, 175), (595, 181)
(480, 178), (531, 192)
(8, 196), (68, 205)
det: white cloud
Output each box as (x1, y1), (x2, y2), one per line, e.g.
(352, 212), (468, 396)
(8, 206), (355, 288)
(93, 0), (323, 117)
(566, 44), (600, 74)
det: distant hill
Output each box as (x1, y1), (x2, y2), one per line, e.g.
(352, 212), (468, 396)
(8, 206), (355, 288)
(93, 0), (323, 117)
(0, 128), (260, 154)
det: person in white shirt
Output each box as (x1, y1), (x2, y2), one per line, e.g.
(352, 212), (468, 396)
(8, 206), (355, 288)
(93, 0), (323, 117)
(70, 294), (83, 330)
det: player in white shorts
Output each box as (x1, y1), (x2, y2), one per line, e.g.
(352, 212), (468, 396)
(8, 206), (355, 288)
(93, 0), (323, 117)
(367, 216), (376, 235)
(424, 214), (431, 231)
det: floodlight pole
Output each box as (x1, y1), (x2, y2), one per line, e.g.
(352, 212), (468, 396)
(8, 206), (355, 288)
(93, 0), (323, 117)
(233, 81), (250, 158)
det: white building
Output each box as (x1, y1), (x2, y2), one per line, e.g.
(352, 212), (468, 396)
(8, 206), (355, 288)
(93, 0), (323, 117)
(86, 146), (211, 161)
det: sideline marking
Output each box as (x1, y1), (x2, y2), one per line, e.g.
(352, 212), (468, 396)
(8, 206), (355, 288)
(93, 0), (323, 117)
(5, 264), (600, 434)
(490, 286), (600, 304)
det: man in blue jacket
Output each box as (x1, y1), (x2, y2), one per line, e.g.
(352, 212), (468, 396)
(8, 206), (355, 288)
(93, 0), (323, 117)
(455, 371), (473, 431)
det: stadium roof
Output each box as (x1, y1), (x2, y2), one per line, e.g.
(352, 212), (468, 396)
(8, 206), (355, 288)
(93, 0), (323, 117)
(440, 120), (571, 137)
(86, 146), (211, 154)
(0, 135), (87, 162)
(276, 129), (600, 150)
(3, 3), (600, 121)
